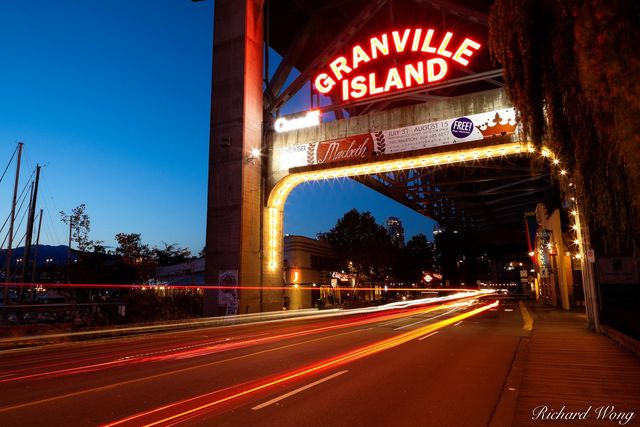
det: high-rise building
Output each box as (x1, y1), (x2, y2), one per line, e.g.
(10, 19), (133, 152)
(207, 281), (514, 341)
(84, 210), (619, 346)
(386, 217), (405, 248)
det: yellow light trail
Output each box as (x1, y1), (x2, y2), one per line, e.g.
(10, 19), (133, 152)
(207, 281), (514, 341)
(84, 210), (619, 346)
(102, 300), (499, 427)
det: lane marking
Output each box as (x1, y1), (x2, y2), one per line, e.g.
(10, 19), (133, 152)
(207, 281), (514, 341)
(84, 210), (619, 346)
(454, 321), (463, 326)
(103, 301), (501, 427)
(251, 370), (348, 410)
(518, 301), (533, 331)
(417, 331), (439, 341)
(378, 317), (410, 327)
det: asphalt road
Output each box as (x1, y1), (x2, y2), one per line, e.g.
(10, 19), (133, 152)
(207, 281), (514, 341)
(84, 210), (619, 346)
(0, 295), (528, 427)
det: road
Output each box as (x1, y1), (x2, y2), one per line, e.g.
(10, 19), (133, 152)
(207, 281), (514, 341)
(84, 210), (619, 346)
(0, 294), (529, 426)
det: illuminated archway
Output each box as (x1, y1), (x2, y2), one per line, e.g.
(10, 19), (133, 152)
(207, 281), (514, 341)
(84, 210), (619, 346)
(265, 141), (584, 272)
(263, 139), (594, 316)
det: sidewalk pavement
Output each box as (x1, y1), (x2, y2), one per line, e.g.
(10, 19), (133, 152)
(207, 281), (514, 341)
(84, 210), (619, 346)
(512, 304), (640, 426)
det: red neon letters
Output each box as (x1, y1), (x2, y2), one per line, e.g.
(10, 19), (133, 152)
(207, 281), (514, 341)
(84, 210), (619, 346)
(314, 28), (481, 101)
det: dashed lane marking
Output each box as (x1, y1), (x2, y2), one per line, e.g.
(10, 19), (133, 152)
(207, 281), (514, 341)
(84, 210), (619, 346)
(251, 370), (349, 410)
(417, 331), (440, 341)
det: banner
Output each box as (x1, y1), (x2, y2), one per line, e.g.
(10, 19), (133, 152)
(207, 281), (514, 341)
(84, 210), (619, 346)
(374, 108), (516, 154)
(217, 270), (239, 316)
(279, 108), (517, 170)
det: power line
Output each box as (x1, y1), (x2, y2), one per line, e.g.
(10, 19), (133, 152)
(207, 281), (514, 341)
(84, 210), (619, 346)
(0, 144), (19, 185)
(0, 174), (34, 250)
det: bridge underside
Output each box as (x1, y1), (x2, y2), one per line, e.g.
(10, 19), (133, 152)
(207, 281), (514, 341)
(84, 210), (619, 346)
(353, 151), (555, 233)
(204, 0), (557, 314)
(265, 0), (545, 242)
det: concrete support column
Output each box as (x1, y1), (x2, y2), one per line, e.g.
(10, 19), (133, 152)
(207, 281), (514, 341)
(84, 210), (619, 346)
(205, 0), (265, 315)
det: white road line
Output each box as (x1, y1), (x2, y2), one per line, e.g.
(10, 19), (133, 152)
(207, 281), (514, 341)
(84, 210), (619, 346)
(418, 331), (440, 341)
(394, 307), (459, 331)
(378, 317), (411, 327)
(454, 321), (463, 326)
(251, 370), (349, 410)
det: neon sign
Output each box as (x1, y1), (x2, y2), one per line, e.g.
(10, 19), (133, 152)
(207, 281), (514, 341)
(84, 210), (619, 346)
(314, 28), (481, 101)
(274, 110), (321, 133)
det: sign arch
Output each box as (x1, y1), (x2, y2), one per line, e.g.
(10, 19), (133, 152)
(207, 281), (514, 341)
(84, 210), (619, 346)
(266, 140), (527, 274)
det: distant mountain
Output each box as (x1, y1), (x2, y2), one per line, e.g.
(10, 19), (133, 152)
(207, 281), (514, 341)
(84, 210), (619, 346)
(0, 245), (75, 267)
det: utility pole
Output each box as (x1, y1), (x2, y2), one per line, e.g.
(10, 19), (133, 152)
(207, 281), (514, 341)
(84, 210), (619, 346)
(22, 165), (40, 284)
(3, 142), (23, 306)
(67, 218), (72, 266)
(15, 181), (34, 303)
(31, 209), (44, 293)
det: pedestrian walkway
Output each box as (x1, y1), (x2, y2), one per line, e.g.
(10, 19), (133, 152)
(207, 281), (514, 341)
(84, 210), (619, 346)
(513, 305), (640, 426)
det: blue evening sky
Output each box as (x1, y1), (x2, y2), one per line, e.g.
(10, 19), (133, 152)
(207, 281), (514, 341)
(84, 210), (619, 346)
(0, 1), (434, 254)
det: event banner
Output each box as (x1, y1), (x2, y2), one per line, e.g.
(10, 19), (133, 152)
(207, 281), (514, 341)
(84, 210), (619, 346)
(218, 270), (239, 316)
(278, 108), (517, 170)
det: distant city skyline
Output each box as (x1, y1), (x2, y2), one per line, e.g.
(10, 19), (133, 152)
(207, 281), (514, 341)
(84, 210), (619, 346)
(0, 1), (434, 256)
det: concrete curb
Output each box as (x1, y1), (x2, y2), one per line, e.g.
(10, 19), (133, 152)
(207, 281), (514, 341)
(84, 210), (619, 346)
(489, 336), (530, 427)
(489, 300), (533, 426)
(0, 308), (333, 352)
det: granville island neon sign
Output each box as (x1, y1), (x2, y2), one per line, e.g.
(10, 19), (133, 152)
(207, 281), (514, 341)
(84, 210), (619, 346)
(314, 28), (481, 101)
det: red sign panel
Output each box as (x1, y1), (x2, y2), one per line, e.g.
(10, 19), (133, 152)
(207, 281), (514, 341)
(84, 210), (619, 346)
(307, 134), (374, 166)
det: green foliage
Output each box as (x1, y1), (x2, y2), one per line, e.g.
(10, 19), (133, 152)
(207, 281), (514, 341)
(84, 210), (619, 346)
(395, 234), (436, 284)
(60, 204), (95, 253)
(115, 233), (155, 281)
(124, 289), (203, 322)
(152, 243), (192, 266)
(115, 233), (149, 262)
(318, 209), (394, 284)
(489, 0), (640, 256)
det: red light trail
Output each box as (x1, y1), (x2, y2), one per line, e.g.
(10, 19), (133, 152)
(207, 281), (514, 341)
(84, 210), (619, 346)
(102, 300), (499, 427)
(0, 281), (477, 293)
(0, 294), (481, 384)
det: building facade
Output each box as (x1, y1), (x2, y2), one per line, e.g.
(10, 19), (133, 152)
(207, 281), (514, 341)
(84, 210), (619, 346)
(283, 235), (338, 310)
(386, 217), (405, 248)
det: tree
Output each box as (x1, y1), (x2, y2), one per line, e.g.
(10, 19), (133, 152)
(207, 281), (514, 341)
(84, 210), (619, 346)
(115, 233), (154, 281)
(488, 0), (640, 257)
(115, 233), (148, 263)
(60, 204), (95, 253)
(152, 243), (192, 266)
(396, 234), (436, 285)
(318, 209), (394, 286)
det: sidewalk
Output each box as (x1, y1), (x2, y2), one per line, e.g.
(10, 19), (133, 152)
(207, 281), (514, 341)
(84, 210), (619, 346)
(513, 305), (640, 426)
